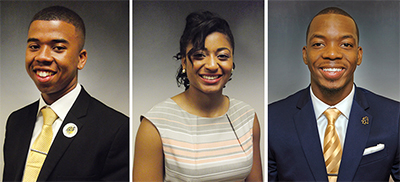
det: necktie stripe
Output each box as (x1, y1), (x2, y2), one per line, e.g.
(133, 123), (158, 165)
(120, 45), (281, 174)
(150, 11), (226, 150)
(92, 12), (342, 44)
(323, 108), (342, 182)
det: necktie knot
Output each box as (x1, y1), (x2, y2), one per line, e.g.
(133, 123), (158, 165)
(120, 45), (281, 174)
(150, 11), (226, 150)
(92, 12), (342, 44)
(324, 108), (341, 125)
(41, 107), (58, 126)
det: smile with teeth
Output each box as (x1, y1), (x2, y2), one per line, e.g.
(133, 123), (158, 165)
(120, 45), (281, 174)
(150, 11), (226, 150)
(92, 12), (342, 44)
(322, 68), (343, 72)
(201, 75), (221, 80)
(36, 70), (55, 78)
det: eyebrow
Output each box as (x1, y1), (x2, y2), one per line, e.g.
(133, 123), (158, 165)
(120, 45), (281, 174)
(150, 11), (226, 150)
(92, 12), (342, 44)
(341, 35), (355, 40)
(309, 34), (325, 40)
(309, 34), (356, 41)
(27, 38), (69, 44)
(193, 47), (231, 52)
(216, 47), (231, 52)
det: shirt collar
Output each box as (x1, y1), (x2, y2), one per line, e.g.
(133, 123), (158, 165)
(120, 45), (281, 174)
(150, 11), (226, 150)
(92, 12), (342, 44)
(37, 84), (82, 121)
(310, 84), (355, 120)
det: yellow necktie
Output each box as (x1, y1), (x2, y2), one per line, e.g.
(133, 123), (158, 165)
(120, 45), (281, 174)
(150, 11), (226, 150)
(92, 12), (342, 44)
(323, 108), (342, 182)
(23, 107), (58, 182)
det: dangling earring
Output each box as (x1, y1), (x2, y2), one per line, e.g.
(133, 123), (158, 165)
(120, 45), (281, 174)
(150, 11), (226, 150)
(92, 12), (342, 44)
(182, 69), (186, 74)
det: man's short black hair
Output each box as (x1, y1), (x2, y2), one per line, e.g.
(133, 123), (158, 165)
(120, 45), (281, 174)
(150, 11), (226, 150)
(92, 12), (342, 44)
(30, 6), (85, 49)
(306, 7), (359, 44)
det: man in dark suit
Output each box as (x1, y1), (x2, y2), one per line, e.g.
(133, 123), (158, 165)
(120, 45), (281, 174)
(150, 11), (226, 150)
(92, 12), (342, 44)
(3, 6), (129, 181)
(268, 7), (399, 181)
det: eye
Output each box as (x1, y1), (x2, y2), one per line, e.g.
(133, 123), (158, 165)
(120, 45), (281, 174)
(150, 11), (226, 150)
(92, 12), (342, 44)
(312, 43), (324, 47)
(53, 46), (66, 52)
(191, 52), (206, 60)
(341, 43), (354, 48)
(217, 54), (230, 60)
(28, 44), (40, 50)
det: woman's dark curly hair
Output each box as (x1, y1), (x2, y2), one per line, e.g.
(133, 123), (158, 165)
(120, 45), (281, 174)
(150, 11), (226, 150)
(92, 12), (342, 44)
(174, 11), (235, 90)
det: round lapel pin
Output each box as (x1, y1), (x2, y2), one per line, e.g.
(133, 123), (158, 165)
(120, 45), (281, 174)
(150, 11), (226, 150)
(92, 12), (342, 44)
(63, 123), (78, 138)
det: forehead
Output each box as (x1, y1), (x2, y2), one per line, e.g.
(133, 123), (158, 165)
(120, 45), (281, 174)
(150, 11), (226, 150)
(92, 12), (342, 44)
(28, 20), (79, 41)
(186, 32), (232, 50)
(204, 32), (231, 46)
(308, 14), (357, 41)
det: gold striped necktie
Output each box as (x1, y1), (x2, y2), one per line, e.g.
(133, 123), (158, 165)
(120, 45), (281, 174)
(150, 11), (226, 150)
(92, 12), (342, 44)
(23, 107), (58, 182)
(323, 108), (342, 182)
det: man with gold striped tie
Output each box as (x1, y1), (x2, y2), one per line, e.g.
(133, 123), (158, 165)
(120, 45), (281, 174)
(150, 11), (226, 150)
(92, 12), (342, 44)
(268, 6), (399, 181)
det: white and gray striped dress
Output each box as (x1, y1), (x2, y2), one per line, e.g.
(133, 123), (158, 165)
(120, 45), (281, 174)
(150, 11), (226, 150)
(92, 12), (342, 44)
(142, 98), (255, 181)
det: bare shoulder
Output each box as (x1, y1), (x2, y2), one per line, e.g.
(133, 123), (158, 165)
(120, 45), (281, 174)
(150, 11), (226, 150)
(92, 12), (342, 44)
(133, 118), (164, 181)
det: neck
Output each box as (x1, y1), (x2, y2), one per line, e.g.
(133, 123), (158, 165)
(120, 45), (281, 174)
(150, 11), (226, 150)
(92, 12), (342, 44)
(178, 87), (228, 117)
(42, 83), (77, 105)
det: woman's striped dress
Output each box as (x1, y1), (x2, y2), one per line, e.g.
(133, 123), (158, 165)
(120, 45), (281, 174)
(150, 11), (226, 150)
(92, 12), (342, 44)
(142, 98), (255, 181)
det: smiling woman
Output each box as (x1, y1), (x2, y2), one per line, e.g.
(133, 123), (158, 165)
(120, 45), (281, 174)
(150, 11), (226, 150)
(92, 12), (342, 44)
(133, 11), (263, 181)
(182, 32), (234, 99)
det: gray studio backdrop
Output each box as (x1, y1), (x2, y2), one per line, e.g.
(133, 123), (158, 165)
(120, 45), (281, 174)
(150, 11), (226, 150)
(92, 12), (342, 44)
(268, 1), (399, 104)
(0, 1), (129, 178)
(133, 0), (264, 166)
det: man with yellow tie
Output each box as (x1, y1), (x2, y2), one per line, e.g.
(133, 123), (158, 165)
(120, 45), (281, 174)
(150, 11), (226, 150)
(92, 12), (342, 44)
(3, 6), (129, 181)
(268, 7), (400, 181)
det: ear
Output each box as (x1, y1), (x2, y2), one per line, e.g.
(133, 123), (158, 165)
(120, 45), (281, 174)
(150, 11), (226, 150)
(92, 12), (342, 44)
(357, 46), (363, 66)
(77, 49), (87, 70)
(302, 46), (308, 65)
(181, 57), (186, 70)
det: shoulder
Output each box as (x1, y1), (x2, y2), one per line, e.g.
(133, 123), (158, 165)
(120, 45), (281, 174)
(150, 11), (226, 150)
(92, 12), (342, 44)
(140, 98), (184, 125)
(357, 87), (399, 105)
(227, 98), (256, 128)
(268, 88), (308, 113)
(142, 98), (180, 117)
(229, 97), (254, 109)
(73, 89), (129, 131)
(89, 96), (128, 120)
(83, 97), (129, 135)
(72, 93), (129, 147)
(9, 101), (38, 115)
(356, 87), (400, 114)
(78, 88), (128, 123)
(7, 101), (38, 122)
(5, 101), (39, 132)
(267, 88), (311, 130)
(228, 97), (255, 116)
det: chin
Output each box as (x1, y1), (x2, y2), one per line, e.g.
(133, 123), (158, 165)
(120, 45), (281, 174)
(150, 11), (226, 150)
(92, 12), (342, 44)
(318, 82), (347, 95)
(199, 87), (224, 94)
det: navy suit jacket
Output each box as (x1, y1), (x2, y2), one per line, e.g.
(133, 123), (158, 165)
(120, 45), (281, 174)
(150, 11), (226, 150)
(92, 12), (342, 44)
(268, 86), (400, 181)
(3, 87), (129, 181)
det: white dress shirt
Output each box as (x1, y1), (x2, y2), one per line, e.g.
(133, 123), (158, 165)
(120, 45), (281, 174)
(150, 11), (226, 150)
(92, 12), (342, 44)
(310, 84), (355, 149)
(28, 84), (82, 153)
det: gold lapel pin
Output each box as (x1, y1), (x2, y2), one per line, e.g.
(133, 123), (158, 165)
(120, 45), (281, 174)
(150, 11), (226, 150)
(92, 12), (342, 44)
(361, 116), (369, 125)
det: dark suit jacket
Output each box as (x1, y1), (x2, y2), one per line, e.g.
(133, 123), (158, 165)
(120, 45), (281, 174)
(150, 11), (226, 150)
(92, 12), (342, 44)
(3, 87), (129, 181)
(268, 86), (400, 181)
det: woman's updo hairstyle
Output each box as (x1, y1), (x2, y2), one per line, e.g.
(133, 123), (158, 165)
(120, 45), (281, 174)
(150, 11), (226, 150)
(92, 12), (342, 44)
(175, 11), (235, 90)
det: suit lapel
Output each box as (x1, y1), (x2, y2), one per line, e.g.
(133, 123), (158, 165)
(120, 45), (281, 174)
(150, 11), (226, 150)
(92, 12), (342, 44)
(37, 88), (91, 181)
(338, 87), (372, 181)
(294, 88), (328, 181)
(14, 102), (39, 180)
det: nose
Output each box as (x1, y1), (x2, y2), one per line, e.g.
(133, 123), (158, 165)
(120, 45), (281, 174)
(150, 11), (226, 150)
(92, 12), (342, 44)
(322, 44), (343, 60)
(35, 46), (53, 64)
(204, 55), (218, 71)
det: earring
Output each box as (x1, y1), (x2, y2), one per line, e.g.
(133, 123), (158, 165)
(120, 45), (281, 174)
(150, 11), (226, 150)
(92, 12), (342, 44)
(182, 69), (186, 74)
(231, 68), (234, 73)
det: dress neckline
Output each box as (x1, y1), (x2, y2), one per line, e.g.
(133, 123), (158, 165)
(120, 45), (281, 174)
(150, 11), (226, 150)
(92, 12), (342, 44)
(167, 96), (231, 119)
